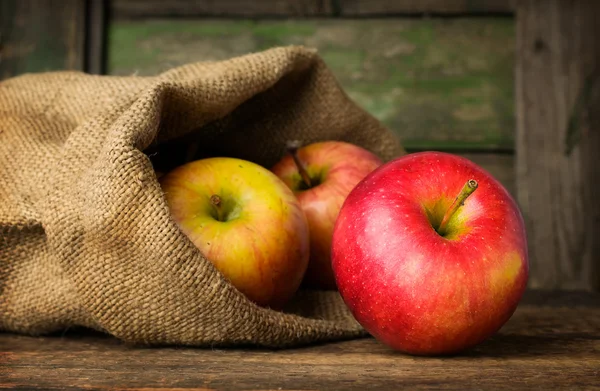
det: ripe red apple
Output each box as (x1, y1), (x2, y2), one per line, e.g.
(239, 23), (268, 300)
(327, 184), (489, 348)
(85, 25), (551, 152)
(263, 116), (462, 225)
(271, 141), (383, 290)
(331, 151), (529, 355)
(159, 157), (310, 309)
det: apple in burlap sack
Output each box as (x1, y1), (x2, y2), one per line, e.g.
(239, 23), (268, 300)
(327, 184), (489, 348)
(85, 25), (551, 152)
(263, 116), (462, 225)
(159, 157), (310, 309)
(271, 141), (383, 290)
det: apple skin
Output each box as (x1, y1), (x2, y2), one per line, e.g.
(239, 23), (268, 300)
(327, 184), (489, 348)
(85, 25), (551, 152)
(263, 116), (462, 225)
(331, 151), (529, 355)
(271, 141), (383, 290)
(159, 157), (310, 309)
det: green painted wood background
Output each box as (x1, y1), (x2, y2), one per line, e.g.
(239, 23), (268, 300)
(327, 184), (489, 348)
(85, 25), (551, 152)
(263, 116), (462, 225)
(4, 1), (599, 292)
(107, 18), (515, 152)
(0, 0), (86, 79)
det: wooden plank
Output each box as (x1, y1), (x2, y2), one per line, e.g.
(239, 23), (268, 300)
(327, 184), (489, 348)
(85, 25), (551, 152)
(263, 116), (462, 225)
(107, 18), (516, 151)
(515, 0), (600, 291)
(85, 0), (108, 75)
(110, 0), (334, 19)
(110, 0), (515, 18)
(1, 291), (598, 390)
(0, 0), (87, 80)
(340, 0), (515, 16)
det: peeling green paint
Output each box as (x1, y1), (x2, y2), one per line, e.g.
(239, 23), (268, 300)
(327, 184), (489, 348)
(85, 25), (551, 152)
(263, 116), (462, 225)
(107, 18), (515, 151)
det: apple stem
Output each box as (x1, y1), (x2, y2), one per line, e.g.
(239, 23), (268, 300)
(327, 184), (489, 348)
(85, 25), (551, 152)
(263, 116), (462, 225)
(437, 179), (478, 235)
(286, 140), (312, 188)
(210, 194), (221, 207)
(210, 194), (224, 221)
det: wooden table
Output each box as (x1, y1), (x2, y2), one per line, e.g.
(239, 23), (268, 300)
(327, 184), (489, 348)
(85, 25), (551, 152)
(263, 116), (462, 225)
(1, 291), (599, 390)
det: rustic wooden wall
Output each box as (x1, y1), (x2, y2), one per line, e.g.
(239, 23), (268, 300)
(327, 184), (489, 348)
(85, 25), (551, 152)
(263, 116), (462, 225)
(110, 0), (515, 18)
(3, 0), (598, 291)
(106, 19), (515, 148)
(516, 0), (600, 291)
(0, 0), (106, 79)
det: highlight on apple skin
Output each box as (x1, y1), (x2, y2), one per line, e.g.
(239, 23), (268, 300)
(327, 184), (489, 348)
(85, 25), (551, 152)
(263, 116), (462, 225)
(271, 140), (383, 290)
(331, 151), (529, 355)
(159, 157), (310, 310)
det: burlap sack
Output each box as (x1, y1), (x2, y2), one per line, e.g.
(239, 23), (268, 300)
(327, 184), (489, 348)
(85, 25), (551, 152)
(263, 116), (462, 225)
(0, 46), (404, 347)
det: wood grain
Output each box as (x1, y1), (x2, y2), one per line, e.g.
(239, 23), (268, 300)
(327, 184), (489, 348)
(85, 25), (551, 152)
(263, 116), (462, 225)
(110, 0), (515, 18)
(340, 0), (515, 16)
(110, 0), (334, 19)
(515, 0), (600, 291)
(86, 0), (108, 75)
(0, 0), (86, 80)
(107, 18), (516, 151)
(1, 291), (598, 390)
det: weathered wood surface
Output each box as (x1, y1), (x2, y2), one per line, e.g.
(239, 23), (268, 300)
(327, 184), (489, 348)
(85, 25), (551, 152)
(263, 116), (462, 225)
(110, 0), (515, 18)
(1, 291), (598, 390)
(515, 1), (600, 291)
(86, 0), (108, 75)
(110, 0), (334, 18)
(340, 0), (515, 16)
(107, 18), (515, 152)
(0, 0), (87, 80)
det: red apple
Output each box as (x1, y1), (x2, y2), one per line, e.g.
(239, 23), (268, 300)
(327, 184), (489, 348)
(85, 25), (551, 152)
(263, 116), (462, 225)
(331, 151), (528, 355)
(160, 157), (310, 309)
(271, 141), (383, 290)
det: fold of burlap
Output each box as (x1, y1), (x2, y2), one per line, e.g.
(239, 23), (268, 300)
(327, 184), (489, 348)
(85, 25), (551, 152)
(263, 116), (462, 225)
(0, 46), (404, 347)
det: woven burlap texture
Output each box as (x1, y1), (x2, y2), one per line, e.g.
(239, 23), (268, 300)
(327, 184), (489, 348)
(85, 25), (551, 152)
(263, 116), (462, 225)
(0, 46), (404, 347)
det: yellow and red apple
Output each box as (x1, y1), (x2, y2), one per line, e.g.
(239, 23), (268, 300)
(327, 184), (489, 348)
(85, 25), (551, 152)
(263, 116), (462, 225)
(159, 157), (310, 309)
(332, 151), (529, 355)
(271, 141), (383, 290)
